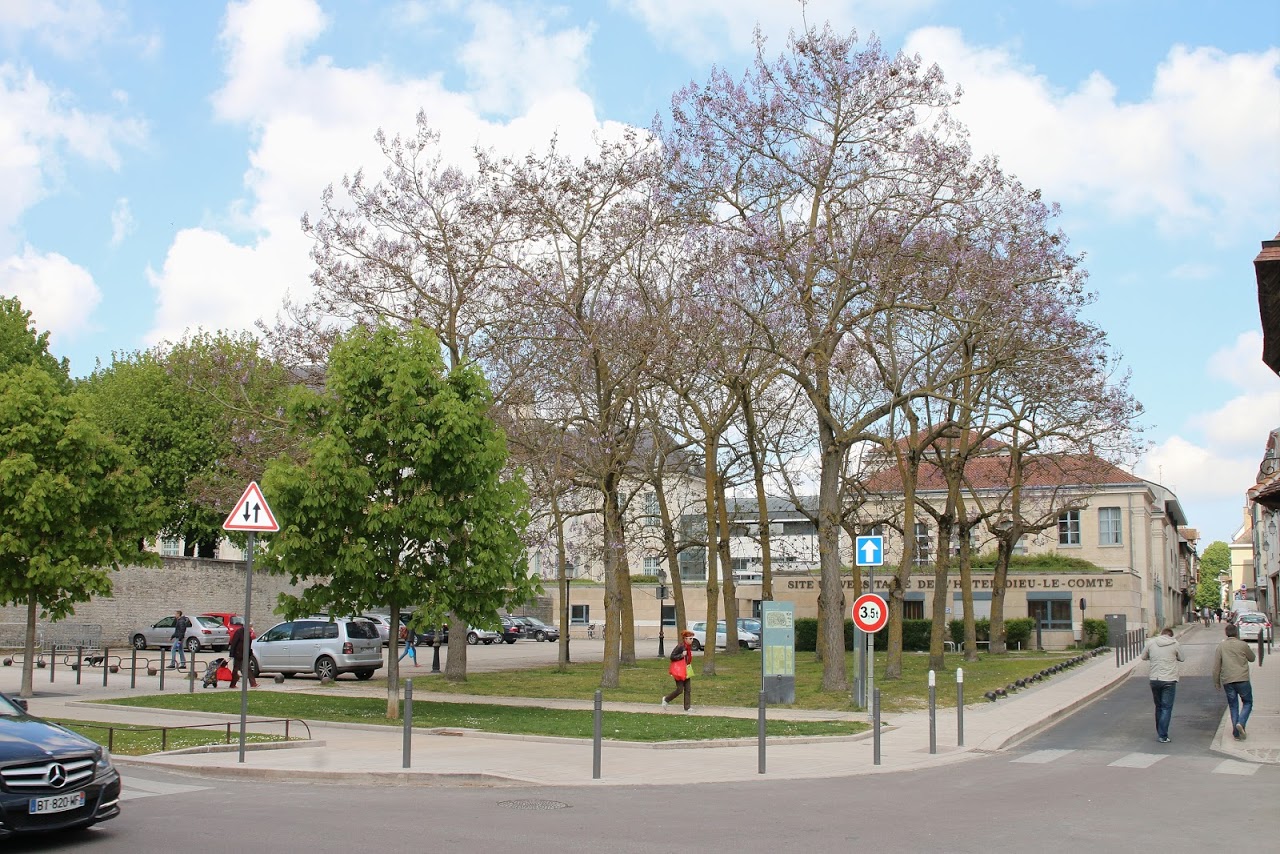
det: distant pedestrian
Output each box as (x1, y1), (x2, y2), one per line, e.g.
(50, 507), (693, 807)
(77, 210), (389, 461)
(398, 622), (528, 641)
(227, 623), (257, 688)
(1201, 607), (1212, 627)
(1212, 623), (1256, 741)
(1140, 627), (1183, 743)
(169, 610), (191, 669)
(661, 629), (695, 712)
(1214, 607), (1223, 623)
(398, 623), (418, 666)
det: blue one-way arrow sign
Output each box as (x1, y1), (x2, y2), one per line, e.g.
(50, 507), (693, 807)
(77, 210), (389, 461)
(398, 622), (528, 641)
(855, 535), (883, 567)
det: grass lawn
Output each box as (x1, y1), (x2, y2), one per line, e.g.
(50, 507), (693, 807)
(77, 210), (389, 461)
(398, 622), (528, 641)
(93, 693), (868, 742)
(400, 649), (1087, 712)
(49, 719), (283, 756)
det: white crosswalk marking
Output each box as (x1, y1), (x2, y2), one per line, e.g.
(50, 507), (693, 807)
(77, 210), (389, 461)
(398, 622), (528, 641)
(1011, 749), (1075, 764)
(1211, 760), (1260, 776)
(119, 774), (212, 801)
(1107, 752), (1167, 769)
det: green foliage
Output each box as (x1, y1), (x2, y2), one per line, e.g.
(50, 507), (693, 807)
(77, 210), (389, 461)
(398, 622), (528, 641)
(798, 618), (933, 652)
(0, 300), (158, 647)
(965, 551), (1106, 573)
(948, 617), (1035, 647)
(262, 322), (539, 629)
(1195, 541), (1230, 609)
(1081, 618), (1108, 648)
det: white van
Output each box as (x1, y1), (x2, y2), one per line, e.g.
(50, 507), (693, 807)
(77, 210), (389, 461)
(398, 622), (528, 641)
(1233, 598), (1261, 615)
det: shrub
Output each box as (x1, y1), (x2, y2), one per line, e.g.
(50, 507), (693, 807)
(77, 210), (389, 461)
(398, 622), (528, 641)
(1005, 618), (1034, 647)
(795, 618), (934, 652)
(1082, 617), (1108, 648)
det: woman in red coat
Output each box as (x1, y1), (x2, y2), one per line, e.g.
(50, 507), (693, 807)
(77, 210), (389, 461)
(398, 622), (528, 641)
(661, 629), (695, 712)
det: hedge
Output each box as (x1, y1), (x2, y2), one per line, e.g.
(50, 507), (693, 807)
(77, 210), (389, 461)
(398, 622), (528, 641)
(946, 617), (1034, 647)
(1082, 617), (1108, 648)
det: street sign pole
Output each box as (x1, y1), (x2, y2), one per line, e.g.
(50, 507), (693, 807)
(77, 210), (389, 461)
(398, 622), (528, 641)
(238, 531), (253, 763)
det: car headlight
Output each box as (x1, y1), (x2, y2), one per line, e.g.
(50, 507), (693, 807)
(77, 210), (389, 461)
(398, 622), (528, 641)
(94, 746), (115, 775)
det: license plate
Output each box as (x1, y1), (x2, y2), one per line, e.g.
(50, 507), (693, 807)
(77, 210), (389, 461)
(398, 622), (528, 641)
(29, 791), (86, 814)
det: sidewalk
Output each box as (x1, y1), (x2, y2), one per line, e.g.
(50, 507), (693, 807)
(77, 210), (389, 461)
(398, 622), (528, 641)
(2, 639), (1274, 787)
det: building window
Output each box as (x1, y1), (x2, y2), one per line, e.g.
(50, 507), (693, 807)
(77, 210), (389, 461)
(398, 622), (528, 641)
(949, 528), (977, 556)
(1099, 507), (1122, 545)
(661, 604), (676, 626)
(570, 605), (590, 625)
(643, 556), (661, 574)
(643, 491), (659, 522)
(913, 522), (930, 566)
(160, 538), (181, 557)
(1028, 596), (1073, 629)
(1058, 511), (1080, 546)
(1012, 535), (1028, 556)
(782, 520), (816, 536)
(904, 600), (924, 620)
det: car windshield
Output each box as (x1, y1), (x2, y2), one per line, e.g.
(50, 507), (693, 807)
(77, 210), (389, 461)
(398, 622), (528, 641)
(1240, 614), (1265, 622)
(195, 616), (224, 628)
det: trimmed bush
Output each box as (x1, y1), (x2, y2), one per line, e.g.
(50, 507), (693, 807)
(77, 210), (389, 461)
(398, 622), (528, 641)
(795, 618), (935, 652)
(947, 616), (1034, 649)
(1082, 617), (1108, 648)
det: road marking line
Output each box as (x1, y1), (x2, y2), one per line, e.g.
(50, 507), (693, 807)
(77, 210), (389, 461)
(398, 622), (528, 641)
(1211, 760), (1259, 776)
(1107, 752), (1166, 768)
(1011, 749), (1075, 764)
(120, 774), (212, 799)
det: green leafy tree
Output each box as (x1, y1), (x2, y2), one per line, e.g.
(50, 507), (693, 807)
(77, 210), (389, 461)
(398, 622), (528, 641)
(262, 322), (537, 718)
(1196, 540), (1230, 610)
(0, 299), (157, 696)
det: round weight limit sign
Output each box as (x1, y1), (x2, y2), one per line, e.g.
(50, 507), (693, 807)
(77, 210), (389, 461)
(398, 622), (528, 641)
(852, 593), (888, 633)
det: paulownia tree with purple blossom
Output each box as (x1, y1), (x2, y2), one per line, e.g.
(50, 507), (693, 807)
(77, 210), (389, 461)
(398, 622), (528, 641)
(662, 24), (991, 689)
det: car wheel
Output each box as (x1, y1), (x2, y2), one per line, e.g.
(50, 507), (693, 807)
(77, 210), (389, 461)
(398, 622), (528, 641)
(131, 634), (147, 651)
(690, 639), (702, 651)
(354, 669), (375, 680)
(483, 638), (495, 645)
(505, 638), (517, 644)
(248, 657), (260, 679)
(314, 656), (338, 681)
(467, 631), (479, 645)
(535, 630), (546, 641)
(185, 637), (202, 654)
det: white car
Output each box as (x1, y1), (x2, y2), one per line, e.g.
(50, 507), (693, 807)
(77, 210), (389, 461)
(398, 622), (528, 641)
(688, 620), (760, 651)
(1236, 612), (1272, 642)
(466, 626), (502, 645)
(250, 618), (384, 681)
(130, 614), (229, 653)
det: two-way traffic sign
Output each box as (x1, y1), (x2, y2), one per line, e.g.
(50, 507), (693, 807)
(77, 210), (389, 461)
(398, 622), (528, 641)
(222, 482), (279, 532)
(855, 535), (883, 567)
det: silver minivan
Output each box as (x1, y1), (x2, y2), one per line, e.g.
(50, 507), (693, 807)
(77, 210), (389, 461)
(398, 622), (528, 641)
(249, 618), (383, 681)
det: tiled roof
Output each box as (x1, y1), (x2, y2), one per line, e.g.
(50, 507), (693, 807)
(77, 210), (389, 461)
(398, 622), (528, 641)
(864, 453), (1145, 493)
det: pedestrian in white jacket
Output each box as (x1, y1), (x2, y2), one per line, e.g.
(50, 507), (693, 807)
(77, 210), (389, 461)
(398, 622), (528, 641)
(1140, 628), (1183, 743)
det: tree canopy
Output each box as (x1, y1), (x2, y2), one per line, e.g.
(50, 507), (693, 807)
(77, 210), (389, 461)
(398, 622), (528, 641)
(262, 321), (537, 716)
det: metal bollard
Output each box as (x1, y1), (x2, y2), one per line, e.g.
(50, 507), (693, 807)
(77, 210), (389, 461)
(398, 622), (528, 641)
(956, 668), (964, 747)
(1115, 644), (1121, 667)
(1258, 634), (1265, 667)
(76, 647), (83, 685)
(928, 669), (936, 755)
(103, 648), (109, 687)
(188, 656), (196, 693)
(159, 658), (164, 690)
(873, 688), (881, 766)
(758, 690), (766, 775)
(131, 648), (137, 689)
(592, 689), (602, 780)
(402, 679), (413, 768)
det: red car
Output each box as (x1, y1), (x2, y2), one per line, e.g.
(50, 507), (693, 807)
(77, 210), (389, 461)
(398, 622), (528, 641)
(202, 613), (256, 639)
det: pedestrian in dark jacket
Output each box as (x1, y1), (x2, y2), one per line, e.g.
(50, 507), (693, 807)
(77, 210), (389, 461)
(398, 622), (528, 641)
(398, 623), (418, 665)
(661, 629), (696, 712)
(227, 624), (257, 688)
(169, 611), (191, 669)
(1212, 623), (1256, 740)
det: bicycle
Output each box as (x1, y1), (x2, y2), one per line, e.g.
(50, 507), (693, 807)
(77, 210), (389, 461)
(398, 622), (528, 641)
(587, 623), (598, 639)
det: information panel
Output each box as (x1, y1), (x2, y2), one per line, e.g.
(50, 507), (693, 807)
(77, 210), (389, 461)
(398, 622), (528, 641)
(760, 601), (796, 704)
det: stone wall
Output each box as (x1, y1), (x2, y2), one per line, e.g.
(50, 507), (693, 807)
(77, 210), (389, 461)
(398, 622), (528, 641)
(0, 557), (312, 648)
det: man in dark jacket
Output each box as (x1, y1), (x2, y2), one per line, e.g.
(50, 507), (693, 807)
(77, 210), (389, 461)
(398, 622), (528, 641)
(169, 611), (190, 669)
(227, 624), (257, 688)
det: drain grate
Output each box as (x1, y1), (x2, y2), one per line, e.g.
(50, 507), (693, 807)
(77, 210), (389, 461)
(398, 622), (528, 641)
(498, 799), (571, 811)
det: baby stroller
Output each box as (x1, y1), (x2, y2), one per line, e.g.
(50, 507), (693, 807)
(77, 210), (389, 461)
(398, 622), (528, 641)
(202, 657), (231, 688)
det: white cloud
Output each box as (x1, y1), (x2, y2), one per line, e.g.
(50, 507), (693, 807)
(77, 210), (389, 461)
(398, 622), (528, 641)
(1206, 331), (1276, 391)
(109, 197), (133, 246)
(0, 245), (101, 341)
(0, 62), (145, 250)
(146, 0), (615, 345)
(0, 0), (119, 57)
(616, 0), (935, 62)
(902, 28), (1280, 237)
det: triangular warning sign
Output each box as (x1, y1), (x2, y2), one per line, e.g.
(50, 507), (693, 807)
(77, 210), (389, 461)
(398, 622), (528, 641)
(223, 481), (279, 532)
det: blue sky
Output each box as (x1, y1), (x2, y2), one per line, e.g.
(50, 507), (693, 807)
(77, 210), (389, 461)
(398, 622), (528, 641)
(1, 0), (1277, 547)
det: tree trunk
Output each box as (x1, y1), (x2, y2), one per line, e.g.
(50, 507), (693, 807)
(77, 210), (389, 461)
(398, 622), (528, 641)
(928, 514), (952, 672)
(816, 427), (848, 691)
(701, 437), (720, 676)
(716, 475), (739, 654)
(958, 511), (979, 663)
(21, 594), (36, 698)
(600, 479), (623, 688)
(886, 469), (919, 680)
(386, 602), (401, 719)
(445, 613), (467, 681)
(989, 536), (1014, 655)
(740, 387), (774, 601)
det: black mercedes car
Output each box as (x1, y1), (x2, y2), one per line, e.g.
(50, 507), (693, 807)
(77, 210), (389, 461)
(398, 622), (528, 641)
(0, 691), (121, 839)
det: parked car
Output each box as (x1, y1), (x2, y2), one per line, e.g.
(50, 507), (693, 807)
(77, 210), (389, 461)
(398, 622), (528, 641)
(499, 616), (523, 644)
(249, 618), (384, 681)
(0, 690), (121, 839)
(688, 620), (760, 651)
(201, 612), (256, 640)
(466, 626), (501, 645)
(131, 614), (230, 653)
(357, 613), (395, 645)
(737, 618), (762, 637)
(510, 616), (559, 642)
(1236, 612), (1272, 642)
